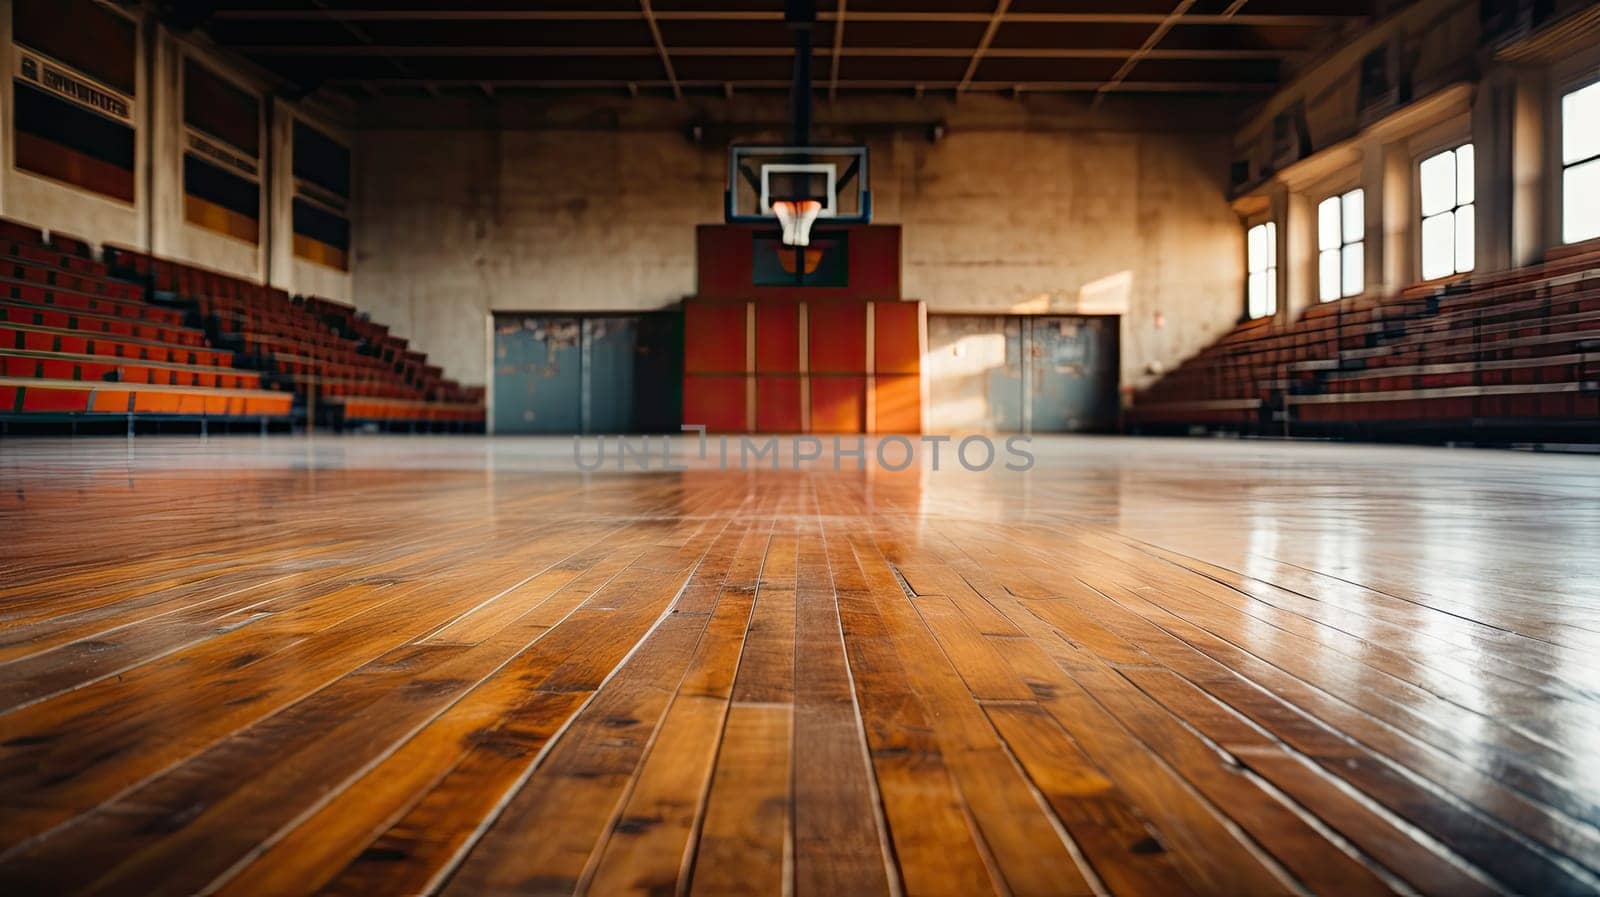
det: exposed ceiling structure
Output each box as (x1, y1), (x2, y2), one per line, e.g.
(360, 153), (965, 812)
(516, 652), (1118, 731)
(187, 1), (1378, 102)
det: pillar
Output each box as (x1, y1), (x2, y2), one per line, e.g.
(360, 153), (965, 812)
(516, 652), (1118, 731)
(1381, 142), (1414, 294)
(1472, 71), (1517, 274)
(1512, 68), (1550, 267)
(1285, 189), (1317, 318)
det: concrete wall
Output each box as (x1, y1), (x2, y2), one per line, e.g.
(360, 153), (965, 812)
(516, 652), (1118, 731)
(354, 123), (1242, 393)
(0, 1), (350, 300)
(353, 129), (722, 388)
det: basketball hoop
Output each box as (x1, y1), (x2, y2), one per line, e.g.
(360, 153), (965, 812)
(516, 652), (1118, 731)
(772, 199), (822, 247)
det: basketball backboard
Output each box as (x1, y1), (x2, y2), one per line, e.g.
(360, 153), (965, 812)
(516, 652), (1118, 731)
(725, 145), (871, 246)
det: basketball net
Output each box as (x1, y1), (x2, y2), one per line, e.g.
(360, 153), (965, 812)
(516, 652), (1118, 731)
(772, 200), (822, 247)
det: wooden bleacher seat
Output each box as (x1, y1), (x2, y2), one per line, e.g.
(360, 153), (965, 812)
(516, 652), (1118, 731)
(47, 232), (93, 258)
(7, 217), (485, 431)
(0, 349), (263, 389)
(0, 220), (292, 429)
(323, 396), (486, 425)
(101, 248), (484, 430)
(1129, 244), (1600, 437)
(0, 377), (289, 417)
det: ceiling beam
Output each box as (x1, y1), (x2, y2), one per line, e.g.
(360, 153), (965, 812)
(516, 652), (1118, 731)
(957, 0), (1010, 96)
(208, 9), (1357, 27)
(829, 0), (846, 102)
(232, 46), (1292, 61)
(1098, 0), (1201, 100)
(303, 0), (418, 88)
(325, 78), (1277, 94)
(639, 0), (681, 100)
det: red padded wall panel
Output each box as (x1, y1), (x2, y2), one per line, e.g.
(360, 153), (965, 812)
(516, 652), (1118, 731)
(873, 374), (921, 434)
(808, 302), (867, 374)
(873, 301), (922, 376)
(756, 302), (801, 374)
(683, 375), (748, 432)
(697, 224), (901, 302)
(845, 226), (901, 299)
(756, 376), (803, 432)
(684, 301), (748, 374)
(810, 376), (865, 434)
(695, 226), (754, 301)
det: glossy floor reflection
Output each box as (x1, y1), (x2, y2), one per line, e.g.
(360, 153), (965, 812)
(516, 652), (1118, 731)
(1, 434), (1598, 896)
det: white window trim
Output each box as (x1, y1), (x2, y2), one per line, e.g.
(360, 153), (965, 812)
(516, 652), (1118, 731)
(1558, 77), (1600, 246)
(1317, 187), (1366, 301)
(1244, 219), (1278, 320)
(1416, 143), (1475, 282)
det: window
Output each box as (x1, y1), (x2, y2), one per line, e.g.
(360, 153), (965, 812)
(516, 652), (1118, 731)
(1317, 188), (1365, 300)
(1563, 80), (1600, 244)
(1419, 144), (1474, 280)
(1246, 221), (1277, 319)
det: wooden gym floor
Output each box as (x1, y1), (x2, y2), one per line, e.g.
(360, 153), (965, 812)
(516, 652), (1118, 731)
(1, 435), (1598, 896)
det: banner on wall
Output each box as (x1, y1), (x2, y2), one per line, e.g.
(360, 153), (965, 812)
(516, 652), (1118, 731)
(12, 47), (137, 202)
(183, 58), (262, 244)
(291, 120), (351, 271)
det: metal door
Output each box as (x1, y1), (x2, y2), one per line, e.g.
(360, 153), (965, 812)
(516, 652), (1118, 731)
(584, 317), (637, 434)
(1028, 316), (1119, 432)
(494, 314), (682, 434)
(493, 316), (582, 433)
(927, 314), (1118, 433)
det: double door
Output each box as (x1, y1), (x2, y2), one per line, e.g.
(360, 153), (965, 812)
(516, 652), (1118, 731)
(492, 314), (681, 434)
(926, 315), (1119, 433)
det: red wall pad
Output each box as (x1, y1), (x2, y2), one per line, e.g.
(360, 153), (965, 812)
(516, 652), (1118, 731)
(811, 376), (865, 434)
(756, 376), (803, 432)
(683, 302), (749, 375)
(683, 375), (748, 432)
(756, 302), (801, 374)
(873, 374), (921, 433)
(873, 301), (923, 376)
(808, 302), (867, 375)
(696, 224), (902, 302)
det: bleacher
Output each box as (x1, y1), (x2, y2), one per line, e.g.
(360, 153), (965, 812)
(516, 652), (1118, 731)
(0, 215), (483, 433)
(104, 249), (483, 430)
(0, 218), (291, 431)
(1127, 243), (1600, 440)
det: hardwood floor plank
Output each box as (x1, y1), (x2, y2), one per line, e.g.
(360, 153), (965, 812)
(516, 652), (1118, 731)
(582, 573), (762, 896)
(689, 522), (797, 897)
(857, 533), (1099, 897)
(1042, 563), (1600, 895)
(833, 586), (997, 897)
(688, 703), (794, 897)
(974, 521), (1600, 883)
(792, 529), (893, 897)
(1122, 667), (1506, 897)
(982, 702), (1198, 897)
(3, 436), (1598, 895)
(318, 522), (728, 897)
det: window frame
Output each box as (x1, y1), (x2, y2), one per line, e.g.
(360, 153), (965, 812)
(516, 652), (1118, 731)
(1316, 186), (1366, 301)
(1244, 218), (1278, 320)
(1559, 77), (1600, 246)
(1416, 142), (1475, 281)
